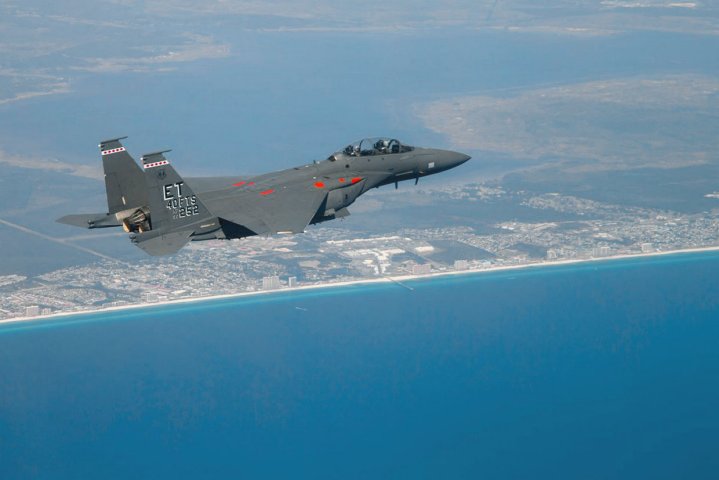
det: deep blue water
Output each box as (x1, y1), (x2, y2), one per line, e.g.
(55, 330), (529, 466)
(2, 252), (719, 479)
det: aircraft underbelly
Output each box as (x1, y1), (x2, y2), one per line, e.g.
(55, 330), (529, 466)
(325, 180), (365, 214)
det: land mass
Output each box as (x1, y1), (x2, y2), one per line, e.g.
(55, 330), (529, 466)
(2, 167), (719, 320)
(415, 74), (719, 172)
(2, 246), (717, 327)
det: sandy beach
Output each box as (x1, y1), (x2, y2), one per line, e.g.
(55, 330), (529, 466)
(3, 245), (719, 327)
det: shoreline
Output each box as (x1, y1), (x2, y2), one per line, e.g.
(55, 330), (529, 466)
(3, 245), (719, 327)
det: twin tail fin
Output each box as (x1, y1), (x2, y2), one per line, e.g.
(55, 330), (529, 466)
(58, 137), (218, 256)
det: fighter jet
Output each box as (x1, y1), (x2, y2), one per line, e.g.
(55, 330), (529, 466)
(58, 137), (470, 256)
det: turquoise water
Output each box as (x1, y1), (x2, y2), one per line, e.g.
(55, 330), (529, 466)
(2, 253), (719, 478)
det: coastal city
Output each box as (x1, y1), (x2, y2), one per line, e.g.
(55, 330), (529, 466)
(2, 182), (719, 321)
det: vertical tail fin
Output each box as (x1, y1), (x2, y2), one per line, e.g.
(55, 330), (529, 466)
(141, 150), (212, 231)
(100, 137), (147, 214)
(127, 150), (214, 256)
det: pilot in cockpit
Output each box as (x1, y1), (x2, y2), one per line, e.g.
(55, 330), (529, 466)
(374, 139), (389, 153)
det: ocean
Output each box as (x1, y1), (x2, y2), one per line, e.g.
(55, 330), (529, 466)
(2, 253), (719, 478)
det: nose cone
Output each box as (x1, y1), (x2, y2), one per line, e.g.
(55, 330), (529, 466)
(452, 151), (471, 165)
(431, 149), (471, 171)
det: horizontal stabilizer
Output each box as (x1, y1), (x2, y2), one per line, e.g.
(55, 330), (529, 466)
(57, 213), (121, 229)
(131, 230), (192, 256)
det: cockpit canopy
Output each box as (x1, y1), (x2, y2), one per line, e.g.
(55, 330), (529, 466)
(329, 138), (414, 160)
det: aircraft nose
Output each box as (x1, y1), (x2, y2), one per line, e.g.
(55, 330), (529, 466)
(453, 151), (471, 165)
(437, 149), (471, 169)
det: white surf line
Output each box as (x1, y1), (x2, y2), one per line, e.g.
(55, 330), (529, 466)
(4, 245), (719, 327)
(0, 218), (116, 262)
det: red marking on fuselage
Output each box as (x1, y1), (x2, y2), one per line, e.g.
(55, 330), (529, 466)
(338, 177), (345, 183)
(260, 189), (274, 195)
(248, 181), (255, 186)
(233, 181), (246, 187)
(351, 177), (362, 184)
(314, 181), (325, 188)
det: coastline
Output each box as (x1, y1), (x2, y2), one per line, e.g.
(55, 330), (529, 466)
(3, 245), (719, 327)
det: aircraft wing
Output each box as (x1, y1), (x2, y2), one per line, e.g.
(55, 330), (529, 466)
(213, 181), (328, 235)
